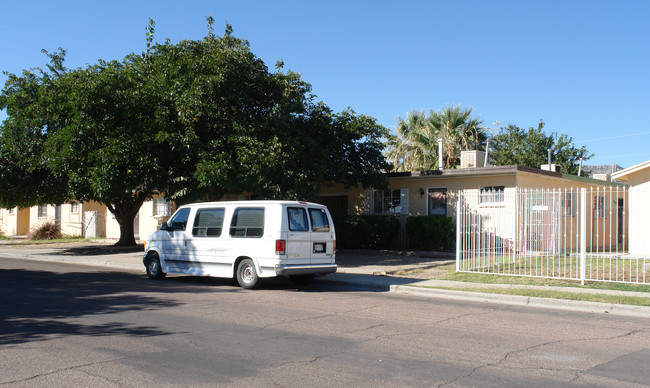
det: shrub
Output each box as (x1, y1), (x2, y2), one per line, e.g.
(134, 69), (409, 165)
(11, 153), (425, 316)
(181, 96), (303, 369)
(405, 215), (454, 250)
(334, 215), (400, 249)
(27, 221), (63, 241)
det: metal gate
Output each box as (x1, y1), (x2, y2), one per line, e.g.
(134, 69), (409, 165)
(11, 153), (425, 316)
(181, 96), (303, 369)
(456, 187), (649, 285)
(83, 211), (98, 238)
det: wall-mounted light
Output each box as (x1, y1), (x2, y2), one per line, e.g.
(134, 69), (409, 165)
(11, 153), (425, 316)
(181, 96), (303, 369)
(419, 188), (425, 198)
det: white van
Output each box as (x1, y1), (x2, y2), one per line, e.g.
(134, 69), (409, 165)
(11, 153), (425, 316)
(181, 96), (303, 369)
(143, 200), (337, 288)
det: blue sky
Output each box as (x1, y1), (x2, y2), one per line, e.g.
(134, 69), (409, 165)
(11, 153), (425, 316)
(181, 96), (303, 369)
(2, 0), (649, 168)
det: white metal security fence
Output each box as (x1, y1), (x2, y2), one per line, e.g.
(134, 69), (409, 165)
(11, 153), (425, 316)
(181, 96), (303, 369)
(456, 187), (649, 285)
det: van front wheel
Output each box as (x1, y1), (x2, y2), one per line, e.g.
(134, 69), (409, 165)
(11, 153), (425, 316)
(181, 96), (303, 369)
(236, 259), (259, 289)
(146, 253), (166, 279)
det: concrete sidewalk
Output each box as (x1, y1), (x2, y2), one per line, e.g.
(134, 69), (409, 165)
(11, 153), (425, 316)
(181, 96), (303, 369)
(1, 241), (649, 318)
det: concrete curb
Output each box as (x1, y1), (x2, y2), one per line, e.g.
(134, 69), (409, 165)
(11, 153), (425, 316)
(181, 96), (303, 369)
(391, 285), (650, 318)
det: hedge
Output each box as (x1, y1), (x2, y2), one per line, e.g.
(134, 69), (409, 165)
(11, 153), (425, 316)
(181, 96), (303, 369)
(333, 215), (400, 249)
(405, 215), (454, 250)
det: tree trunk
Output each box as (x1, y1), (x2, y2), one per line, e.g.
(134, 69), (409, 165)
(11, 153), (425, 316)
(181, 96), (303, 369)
(112, 208), (138, 247)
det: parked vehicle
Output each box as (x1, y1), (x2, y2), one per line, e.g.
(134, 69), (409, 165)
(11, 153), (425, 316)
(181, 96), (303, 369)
(143, 200), (337, 288)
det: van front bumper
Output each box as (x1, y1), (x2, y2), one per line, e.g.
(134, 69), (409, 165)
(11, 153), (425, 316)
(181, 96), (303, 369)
(275, 264), (337, 276)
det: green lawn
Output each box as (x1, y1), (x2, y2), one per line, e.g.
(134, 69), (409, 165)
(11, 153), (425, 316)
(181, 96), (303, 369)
(431, 263), (650, 306)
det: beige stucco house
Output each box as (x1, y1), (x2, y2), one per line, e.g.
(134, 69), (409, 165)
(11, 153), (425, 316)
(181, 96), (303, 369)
(319, 164), (625, 219)
(612, 160), (650, 256)
(0, 207), (30, 236)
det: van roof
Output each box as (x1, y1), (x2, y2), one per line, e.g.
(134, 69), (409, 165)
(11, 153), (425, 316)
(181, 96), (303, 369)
(177, 200), (326, 208)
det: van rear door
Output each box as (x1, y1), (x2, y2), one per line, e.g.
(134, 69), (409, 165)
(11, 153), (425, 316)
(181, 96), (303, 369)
(286, 207), (311, 265)
(308, 207), (335, 265)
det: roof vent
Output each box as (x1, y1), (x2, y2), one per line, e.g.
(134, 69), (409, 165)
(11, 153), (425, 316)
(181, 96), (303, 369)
(541, 164), (561, 173)
(593, 173), (611, 182)
(460, 150), (485, 168)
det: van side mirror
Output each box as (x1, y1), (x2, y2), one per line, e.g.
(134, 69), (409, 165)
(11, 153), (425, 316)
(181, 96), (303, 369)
(160, 222), (172, 231)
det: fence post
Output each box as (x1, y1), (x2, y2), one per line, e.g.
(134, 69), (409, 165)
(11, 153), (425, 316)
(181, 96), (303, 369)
(456, 193), (461, 272)
(580, 188), (586, 285)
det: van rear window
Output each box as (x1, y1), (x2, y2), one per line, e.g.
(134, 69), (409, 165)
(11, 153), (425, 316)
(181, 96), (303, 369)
(193, 208), (225, 237)
(287, 207), (309, 231)
(309, 208), (330, 232)
(230, 208), (264, 238)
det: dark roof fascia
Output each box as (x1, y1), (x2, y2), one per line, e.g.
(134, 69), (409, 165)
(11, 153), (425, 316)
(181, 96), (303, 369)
(384, 166), (628, 188)
(387, 165), (549, 180)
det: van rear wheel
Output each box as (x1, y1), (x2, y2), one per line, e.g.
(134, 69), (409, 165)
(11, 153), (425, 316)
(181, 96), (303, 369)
(290, 274), (315, 287)
(236, 259), (259, 289)
(146, 253), (166, 279)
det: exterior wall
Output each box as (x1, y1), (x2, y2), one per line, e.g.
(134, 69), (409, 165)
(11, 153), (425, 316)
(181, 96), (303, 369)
(60, 203), (83, 237)
(106, 195), (174, 240)
(29, 204), (56, 233)
(612, 161), (650, 256)
(0, 208), (17, 236)
(106, 209), (120, 240)
(343, 172), (517, 220)
(628, 187), (649, 255)
(139, 195), (175, 239)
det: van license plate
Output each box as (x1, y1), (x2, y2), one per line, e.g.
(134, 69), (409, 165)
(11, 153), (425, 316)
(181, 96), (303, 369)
(313, 242), (326, 253)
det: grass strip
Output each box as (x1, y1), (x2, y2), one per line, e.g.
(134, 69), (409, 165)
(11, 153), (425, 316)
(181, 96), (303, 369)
(413, 286), (650, 307)
(439, 265), (650, 293)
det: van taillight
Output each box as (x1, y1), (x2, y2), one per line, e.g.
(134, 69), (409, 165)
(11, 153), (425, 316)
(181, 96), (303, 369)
(276, 239), (286, 255)
(333, 240), (336, 253)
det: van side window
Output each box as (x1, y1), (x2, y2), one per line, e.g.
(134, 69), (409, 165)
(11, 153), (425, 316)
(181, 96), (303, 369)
(192, 208), (225, 237)
(309, 208), (330, 232)
(230, 208), (264, 238)
(287, 207), (309, 231)
(168, 208), (190, 231)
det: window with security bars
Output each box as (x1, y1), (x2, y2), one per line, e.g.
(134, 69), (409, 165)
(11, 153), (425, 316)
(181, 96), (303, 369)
(38, 205), (48, 218)
(561, 192), (576, 217)
(480, 186), (505, 203)
(154, 199), (172, 217)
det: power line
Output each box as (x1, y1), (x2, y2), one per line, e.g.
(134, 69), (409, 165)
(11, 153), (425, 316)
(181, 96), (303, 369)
(577, 131), (650, 143)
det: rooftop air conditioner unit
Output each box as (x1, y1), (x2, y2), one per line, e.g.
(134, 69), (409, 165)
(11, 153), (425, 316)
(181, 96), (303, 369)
(460, 150), (485, 168)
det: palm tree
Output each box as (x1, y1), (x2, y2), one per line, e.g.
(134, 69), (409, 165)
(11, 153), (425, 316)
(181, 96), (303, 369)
(425, 105), (486, 168)
(386, 105), (486, 171)
(386, 111), (437, 171)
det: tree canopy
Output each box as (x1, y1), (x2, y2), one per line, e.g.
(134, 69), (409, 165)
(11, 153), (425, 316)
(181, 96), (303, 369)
(385, 105), (486, 171)
(489, 120), (593, 175)
(0, 19), (388, 245)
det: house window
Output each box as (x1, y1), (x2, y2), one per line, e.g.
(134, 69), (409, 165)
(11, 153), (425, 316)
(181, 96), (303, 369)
(561, 192), (576, 217)
(154, 199), (172, 217)
(370, 189), (407, 214)
(428, 188), (447, 216)
(480, 186), (505, 203)
(71, 203), (80, 214)
(38, 205), (48, 218)
(593, 196), (606, 219)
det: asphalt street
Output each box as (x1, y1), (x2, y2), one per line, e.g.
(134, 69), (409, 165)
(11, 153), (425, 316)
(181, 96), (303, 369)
(2, 258), (649, 387)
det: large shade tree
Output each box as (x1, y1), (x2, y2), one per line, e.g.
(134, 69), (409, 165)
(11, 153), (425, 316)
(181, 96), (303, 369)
(0, 19), (388, 245)
(489, 120), (593, 175)
(385, 105), (486, 171)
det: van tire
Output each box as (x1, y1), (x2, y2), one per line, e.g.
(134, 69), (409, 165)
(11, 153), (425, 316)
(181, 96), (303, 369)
(236, 259), (258, 289)
(290, 274), (314, 287)
(146, 253), (166, 279)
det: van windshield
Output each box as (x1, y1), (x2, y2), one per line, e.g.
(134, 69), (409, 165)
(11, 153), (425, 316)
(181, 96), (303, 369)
(309, 208), (330, 232)
(168, 208), (190, 231)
